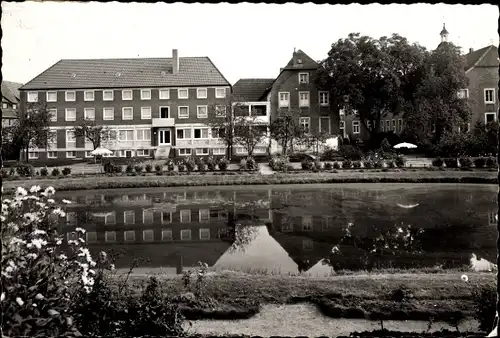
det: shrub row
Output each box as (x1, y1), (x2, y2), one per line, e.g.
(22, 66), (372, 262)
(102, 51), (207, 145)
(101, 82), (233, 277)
(1, 164), (73, 178)
(432, 157), (497, 168)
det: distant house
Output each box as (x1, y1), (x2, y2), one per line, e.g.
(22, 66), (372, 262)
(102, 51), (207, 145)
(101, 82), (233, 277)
(2, 80), (23, 127)
(18, 49), (231, 162)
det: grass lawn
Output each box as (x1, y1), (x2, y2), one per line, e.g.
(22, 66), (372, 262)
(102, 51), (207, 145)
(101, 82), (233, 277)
(2, 170), (497, 193)
(116, 270), (495, 322)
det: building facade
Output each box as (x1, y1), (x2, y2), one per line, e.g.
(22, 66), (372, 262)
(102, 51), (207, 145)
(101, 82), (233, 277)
(2, 80), (23, 128)
(19, 49), (232, 161)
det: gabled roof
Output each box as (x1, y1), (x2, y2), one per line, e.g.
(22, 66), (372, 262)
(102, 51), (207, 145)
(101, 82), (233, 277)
(232, 78), (274, 101)
(2, 80), (23, 103)
(465, 45), (499, 72)
(21, 57), (231, 90)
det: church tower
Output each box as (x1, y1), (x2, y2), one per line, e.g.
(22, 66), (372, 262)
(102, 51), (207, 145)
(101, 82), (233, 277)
(440, 23), (449, 43)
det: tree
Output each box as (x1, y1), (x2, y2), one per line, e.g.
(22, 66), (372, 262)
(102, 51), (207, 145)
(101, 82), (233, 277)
(299, 130), (330, 156)
(402, 42), (470, 147)
(316, 33), (427, 143)
(72, 118), (116, 150)
(269, 108), (303, 155)
(470, 120), (498, 156)
(233, 114), (268, 157)
(10, 99), (54, 162)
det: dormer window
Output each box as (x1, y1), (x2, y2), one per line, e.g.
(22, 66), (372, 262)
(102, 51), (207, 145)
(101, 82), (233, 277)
(299, 73), (309, 84)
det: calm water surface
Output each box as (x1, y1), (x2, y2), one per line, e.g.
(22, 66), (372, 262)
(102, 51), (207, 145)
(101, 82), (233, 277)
(56, 183), (497, 275)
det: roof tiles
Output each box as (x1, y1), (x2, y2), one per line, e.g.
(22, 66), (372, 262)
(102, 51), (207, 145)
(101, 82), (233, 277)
(232, 78), (275, 101)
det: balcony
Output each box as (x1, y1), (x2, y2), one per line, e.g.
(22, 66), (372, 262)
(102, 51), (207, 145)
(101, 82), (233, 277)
(152, 118), (175, 128)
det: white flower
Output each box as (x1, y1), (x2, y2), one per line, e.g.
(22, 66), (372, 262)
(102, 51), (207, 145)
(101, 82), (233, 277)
(109, 264), (115, 271)
(0, 216), (5, 222)
(32, 303), (37, 307)
(44, 187), (55, 195)
(35, 293), (44, 300)
(32, 229), (47, 236)
(75, 227), (86, 234)
(16, 297), (24, 306)
(78, 248), (90, 257)
(461, 274), (469, 282)
(52, 208), (66, 217)
(47, 199), (55, 204)
(30, 185), (41, 193)
(15, 187), (27, 196)
(48, 309), (60, 316)
(56, 239), (62, 245)
(331, 246), (340, 254)
(26, 253), (38, 260)
(27, 238), (48, 249)
(0, 293), (4, 302)
(62, 199), (72, 204)
(59, 254), (67, 260)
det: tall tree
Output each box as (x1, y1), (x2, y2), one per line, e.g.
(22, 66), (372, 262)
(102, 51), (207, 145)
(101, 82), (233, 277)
(269, 108), (303, 155)
(10, 99), (54, 163)
(233, 114), (268, 157)
(316, 33), (427, 142)
(72, 118), (116, 150)
(402, 42), (470, 147)
(300, 130), (330, 156)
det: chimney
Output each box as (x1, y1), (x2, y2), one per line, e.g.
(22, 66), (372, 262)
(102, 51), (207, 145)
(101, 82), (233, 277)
(172, 49), (179, 75)
(469, 47), (474, 53)
(292, 47), (297, 66)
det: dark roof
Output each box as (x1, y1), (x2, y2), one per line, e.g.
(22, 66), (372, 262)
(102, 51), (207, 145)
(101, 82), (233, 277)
(440, 24), (449, 36)
(232, 78), (274, 101)
(465, 45), (499, 71)
(21, 57), (231, 90)
(283, 49), (319, 70)
(2, 80), (23, 103)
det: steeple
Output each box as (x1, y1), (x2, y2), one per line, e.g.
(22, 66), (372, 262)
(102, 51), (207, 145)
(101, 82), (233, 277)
(440, 23), (449, 43)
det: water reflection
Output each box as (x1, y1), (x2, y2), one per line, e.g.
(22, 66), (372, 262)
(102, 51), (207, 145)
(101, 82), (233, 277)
(54, 184), (497, 275)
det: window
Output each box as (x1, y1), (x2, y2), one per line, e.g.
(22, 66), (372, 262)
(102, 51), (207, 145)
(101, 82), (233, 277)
(485, 112), (497, 123)
(178, 106), (189, 118)
(84, 90), (94, 101)
(176, 128), (192, 139)
(105, 231), (116, 243)
(47, 151), (58, 159)
(302, 216), (313, 231)
(84, 108), (95, 120)
(392, 119), (396, 130)
(199, 209), (210, 223)
(27, 92), (38, 102)
(457, 89), (469, 99)
(385, 120), (390, 131)
(161, 212), (172, 224)
(121, 89), (133, 100)
(484, 89), (495, 104)
(2, 102), (8, 109)
(143, 209), (154, 224)
(489, 212), (497, 225)
(66, 130), (76, 147)
(213, 148), (225, 155)
(366, 121), (371, 130)
(159, 106), (170, 119)
(66, 151), (76, 158)
(320, 116), (330, 134)
(28, 151), (39, 159)
(180, 210), (191, 223)
(85, 151), (93, 158)
(281, 222), (293, 232)
(136, 149), (150, 156)
(12, 104), (16, 109)
(159, 89), (170, 100)
(197, 88), (207, 99)
(196, 148), (209, 155)
(380, 122), (385, 132)
(215, 88), (226, 98)
(140, 89), (151, 100)
(178, 88), (189, 99)
(180, 229), (192, 241)
(103, 90), (114, 101)
(194, 128), (209, 139)
(299, 117), (310, 133)
(86, 232), (97, 243)
(216, 105), (226, 117)
(299, 92), (310, 107)
(178, 148), (192, 156)
(299, 72), (309, 84)
(397, 119), (403, 132)
(161, 229), (173, 241)
(211, 128), (225, 139)
(124, 210), (135, 225)
(66, 212), (77, 226)
(141, 107), (152, 119)
(124, 230), (135, 242)
(143, 229), (154, 242)
(279, 92), (290, 107)
(65, 108), (76, 121)
(303, 239), (314, 251)
(199, 228), (210, 240)
(136, 129), (151, 141)
(103, 108), (114, 120)
(65, 91), (76, 102)
(319, 91), (329, 106)
(122, 107), (133, 120)
(105, 212), (116, 225)
(46, 91), (57, 102)
(197, 105), (208, 118)
(339, 121), (345, 129)
(49, 108), (57, 122)
(352, 121), (360, 134)
(118, 130), (134, 141)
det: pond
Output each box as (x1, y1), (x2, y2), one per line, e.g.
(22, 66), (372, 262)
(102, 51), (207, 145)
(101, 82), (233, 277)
(55, 183), (497, 275)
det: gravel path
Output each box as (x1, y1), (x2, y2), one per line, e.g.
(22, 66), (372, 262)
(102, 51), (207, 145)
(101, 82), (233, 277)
(186, 304), (479, 337)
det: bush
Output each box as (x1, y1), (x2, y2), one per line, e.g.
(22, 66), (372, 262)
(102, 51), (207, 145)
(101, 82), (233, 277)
(324, 162), (333, 170)
(363, 160), (374, 169)
(269, 155), (289, 172)
(342, 159), (352, 169)
(178, 163), (186, 172)
(126, 164), (134, 173)
(486, 156), (497, 168)
(62, 167), (72, 176)
(373, 159), (384, 168)
(1, 168), (9, 178)
(134, 165), (144, 173)
(432, 157), (444, 167)
(386, 161), (395, 168)
(472, 283), (497, 332)
(339, 145), (363, 161)
(444, 158), (458, 168)
(155, 164), (162, 172)
(352, 161), (361, 169)
(246, 157), (258, 171)
(16, 164), (35, 177)
(395, 155), (406, 168)
(165, 159), (175, 172)
(40, 167), (49, 176)
(113, 165), (123, 174)
(183, 156), (196, 172)
(206, 156), (216, 171)
(459, 157), (472, 168)
(301, 159), (314, 170)
(333, 162), (341, 169)
(218, 157), (229, 171)
(321, 147), (341, 161)
(51, 168), (60, 176)
(145, 163), (153, 173)
(474, 157), (486, 168)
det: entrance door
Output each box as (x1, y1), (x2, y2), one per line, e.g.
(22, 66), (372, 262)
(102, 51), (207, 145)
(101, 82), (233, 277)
(158, 129), (171, 145)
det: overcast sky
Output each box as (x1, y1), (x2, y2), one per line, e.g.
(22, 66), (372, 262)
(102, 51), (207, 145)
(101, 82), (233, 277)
(2, 2), (498, 86)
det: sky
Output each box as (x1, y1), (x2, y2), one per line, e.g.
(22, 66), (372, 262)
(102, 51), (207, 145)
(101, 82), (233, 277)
(1, 2), (498, 86)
